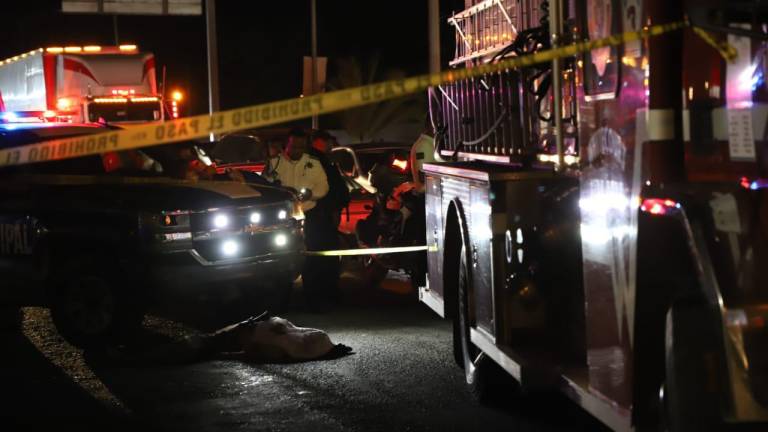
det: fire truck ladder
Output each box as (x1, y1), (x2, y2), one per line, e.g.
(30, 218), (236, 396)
(449, 0), (518, 65)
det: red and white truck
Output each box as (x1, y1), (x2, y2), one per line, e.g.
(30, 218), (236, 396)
(0, 45), (167, 124)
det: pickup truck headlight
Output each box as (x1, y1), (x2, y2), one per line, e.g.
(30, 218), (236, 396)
(213, 213), (230, 229)
(221, 240), (239, 256)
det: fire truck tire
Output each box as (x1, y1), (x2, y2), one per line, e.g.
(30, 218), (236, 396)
(452, 319), (464, 368)
(663, 304), (723, 432)
(51, 258), (145, 349)
(457, 246), (506, 403)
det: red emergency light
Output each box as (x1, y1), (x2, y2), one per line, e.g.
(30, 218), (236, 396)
(640, 198), (680, 216)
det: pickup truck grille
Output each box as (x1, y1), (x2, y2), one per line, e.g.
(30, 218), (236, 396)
(192, 228), (298, 263)
(189, 202), (300, 263)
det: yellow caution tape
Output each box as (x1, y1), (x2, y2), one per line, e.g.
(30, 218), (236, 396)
(691, 27), (739, 62)
(304, 245), (436, 257)
(0, 20), (734, 168)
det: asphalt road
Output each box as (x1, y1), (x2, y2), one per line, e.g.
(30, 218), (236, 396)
(1, 271), (608, 432)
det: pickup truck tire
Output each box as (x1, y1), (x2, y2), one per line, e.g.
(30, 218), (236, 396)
(663, 304), (724, 432)
(458, 245), (506, 403)
(50, 259), (145, 349)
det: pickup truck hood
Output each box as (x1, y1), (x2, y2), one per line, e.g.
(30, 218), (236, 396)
(1, 175), (294, 211)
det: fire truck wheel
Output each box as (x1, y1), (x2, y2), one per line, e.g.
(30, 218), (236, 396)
(457, 245), (506, 402)
(452, 319), (464, 368)
(663, 304), (724, 432)
(51, 260), (145, 349)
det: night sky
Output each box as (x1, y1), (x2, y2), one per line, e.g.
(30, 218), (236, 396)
(3, 1), (463, 120)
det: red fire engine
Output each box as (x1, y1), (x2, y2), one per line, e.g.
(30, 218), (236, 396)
(0, 44), (177, 124)
(420, 0), (767, 430)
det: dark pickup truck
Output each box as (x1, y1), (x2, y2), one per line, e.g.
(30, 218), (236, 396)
(0, 123), (303, 347)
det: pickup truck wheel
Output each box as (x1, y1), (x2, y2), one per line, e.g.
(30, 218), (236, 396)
(458, 246), (505, 402)
(663, 304), (723, 432)
(51, 266), (144, 349)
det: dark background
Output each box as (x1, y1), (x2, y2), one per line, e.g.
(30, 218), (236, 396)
(2, 1), (464, 120)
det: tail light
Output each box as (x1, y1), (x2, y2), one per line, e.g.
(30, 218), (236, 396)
(102, 152), (122, 172)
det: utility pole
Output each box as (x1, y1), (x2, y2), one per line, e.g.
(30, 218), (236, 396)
(428, 0), (440, 75)
(310, 0), (319, 130)
(205, 0), (221, 118)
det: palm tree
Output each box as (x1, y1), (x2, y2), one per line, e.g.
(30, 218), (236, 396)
(328, 55), (426, 143)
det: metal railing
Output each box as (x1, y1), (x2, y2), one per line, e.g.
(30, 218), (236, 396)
(449, 0), (519, 65)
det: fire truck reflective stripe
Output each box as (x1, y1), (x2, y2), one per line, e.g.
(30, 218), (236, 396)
(646, 109), (676, 141)
(304, 245), (436, 257)
(0, 21), (734, 169)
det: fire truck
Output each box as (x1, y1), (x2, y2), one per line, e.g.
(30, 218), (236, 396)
(420, 0), (767, 430)
(0, 44), (170, 124)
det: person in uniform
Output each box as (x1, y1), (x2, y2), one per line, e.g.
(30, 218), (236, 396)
(263, 128), (336, 311)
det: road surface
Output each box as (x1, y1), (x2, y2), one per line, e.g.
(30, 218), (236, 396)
(2, 272), (607, 432)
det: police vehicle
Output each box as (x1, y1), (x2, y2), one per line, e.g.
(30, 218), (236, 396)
(0, 122), (303, 347)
